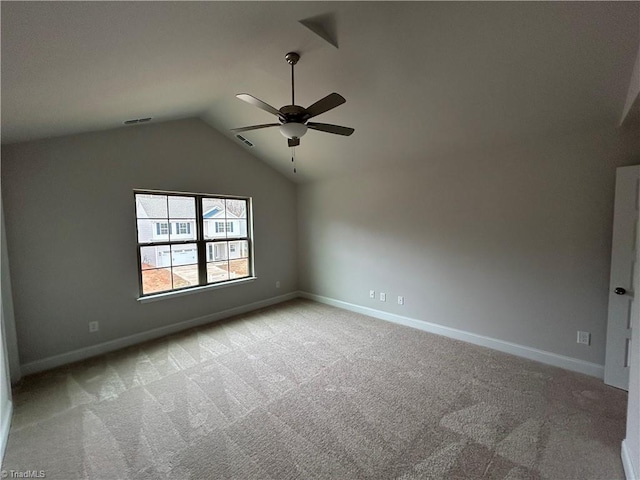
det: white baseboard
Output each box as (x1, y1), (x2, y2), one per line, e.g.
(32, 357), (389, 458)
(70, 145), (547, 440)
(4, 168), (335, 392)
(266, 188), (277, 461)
(1, 399), (12, 466)
(299, 292), (604, 379)
(20, 292), (298, 376)
(622, 439), (638, 480)
(19, 290), (605, 379)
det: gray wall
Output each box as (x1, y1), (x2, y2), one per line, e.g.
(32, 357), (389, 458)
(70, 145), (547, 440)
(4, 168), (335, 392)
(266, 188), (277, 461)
(1, 118), (297, 366)
(298, 125), (639, 365)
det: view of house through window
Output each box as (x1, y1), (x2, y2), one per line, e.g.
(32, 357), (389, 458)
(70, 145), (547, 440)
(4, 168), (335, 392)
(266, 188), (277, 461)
(135, 191), (252, 296)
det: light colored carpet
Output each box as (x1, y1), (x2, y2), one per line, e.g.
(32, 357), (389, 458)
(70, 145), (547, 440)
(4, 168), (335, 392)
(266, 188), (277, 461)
(2, 299), (627, 479)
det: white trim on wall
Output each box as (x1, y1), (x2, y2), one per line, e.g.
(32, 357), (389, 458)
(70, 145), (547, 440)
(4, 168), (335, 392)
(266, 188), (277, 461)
(0, 399), (12, 466)
(20, 290), (606, 379)
(622, 439), (638, 480)
(299, 291), (605, 379)
(20, 292), (297, 376)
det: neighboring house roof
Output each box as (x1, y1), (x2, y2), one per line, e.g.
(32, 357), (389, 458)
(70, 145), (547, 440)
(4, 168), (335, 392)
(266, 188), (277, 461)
(203, 206), (223, 219)
(202, 207), (239, 219)
(136, 194), (239, 220)
(136, 195), (196, 219)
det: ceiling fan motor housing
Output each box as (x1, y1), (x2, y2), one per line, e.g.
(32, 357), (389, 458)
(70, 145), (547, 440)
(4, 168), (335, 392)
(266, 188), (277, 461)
(279, 105), (309, 123)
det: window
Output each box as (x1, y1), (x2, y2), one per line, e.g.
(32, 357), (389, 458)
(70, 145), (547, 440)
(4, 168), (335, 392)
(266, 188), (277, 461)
(135, 191), (253, 296)
(176, 222), (191, 235)
(214, 221), (233, 233)
(156, 223), (169, 235)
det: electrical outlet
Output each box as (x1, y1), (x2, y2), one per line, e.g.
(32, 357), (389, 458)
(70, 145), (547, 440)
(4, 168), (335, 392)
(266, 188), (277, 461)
(380, 292), (386, 302)
(89, 321), (99, 333)
(369, 290), (375, 299)
(276, 281), (280, 288)
(577, 331), (590, 345)
(398, 296), (404, 305)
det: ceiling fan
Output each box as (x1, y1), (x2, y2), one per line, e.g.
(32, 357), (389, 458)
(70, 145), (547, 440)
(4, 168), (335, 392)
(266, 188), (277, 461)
(232, 52), (354, 147)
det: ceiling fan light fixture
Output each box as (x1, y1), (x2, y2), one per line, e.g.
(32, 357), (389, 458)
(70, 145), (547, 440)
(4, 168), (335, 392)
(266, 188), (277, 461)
(279, 122), (307, 140)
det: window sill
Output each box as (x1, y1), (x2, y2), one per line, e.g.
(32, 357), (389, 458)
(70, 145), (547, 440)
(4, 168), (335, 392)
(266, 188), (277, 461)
(137, 276), (257, 304)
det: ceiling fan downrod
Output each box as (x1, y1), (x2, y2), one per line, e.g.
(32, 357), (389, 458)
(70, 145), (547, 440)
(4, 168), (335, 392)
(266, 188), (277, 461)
(285, 52), (299, 106)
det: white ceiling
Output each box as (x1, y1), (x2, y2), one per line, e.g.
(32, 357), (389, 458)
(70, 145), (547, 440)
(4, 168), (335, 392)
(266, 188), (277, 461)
(2, 2), (638, 182)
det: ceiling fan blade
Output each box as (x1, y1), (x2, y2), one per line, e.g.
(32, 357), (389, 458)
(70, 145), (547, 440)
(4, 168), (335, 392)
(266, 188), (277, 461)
(307, 122), (354, 136)
(231, 123), (279, 133)
(305, 93), (346, 118)
(236, 94), (282, 117)
(288, 138), (300, 147)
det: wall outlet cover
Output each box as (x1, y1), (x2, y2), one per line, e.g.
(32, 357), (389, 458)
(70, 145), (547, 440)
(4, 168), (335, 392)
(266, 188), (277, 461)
(380, 292), (386, 302)
(577, 331), (590, 345)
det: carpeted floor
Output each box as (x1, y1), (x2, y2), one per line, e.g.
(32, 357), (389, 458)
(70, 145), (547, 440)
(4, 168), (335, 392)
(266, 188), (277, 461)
(2, 299), (628, 479)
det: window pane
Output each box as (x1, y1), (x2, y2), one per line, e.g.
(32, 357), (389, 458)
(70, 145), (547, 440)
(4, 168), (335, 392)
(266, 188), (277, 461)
(207, 262), (230, 283)
(226, 199), (246, 218)
(172, 264), (199, 288)
(136, 194), (167, 219)
(168, 219), (196, 241)
(206, 242), (228, 262)
(142, 268), (173, 295)
(202, 198), (225, 218)
(228, 240), (248, 259)
(241, 240), (249, 258)
(171, 244), (197, 266)
(204, 220), (227, 240)
(168, 196), (195, 218)
(229, 259), (249, 279)
(137, 219), (155, 243)
(226, 219), (247, 239)
(202, 198), (227, 240)
(140, 246), (170, 270)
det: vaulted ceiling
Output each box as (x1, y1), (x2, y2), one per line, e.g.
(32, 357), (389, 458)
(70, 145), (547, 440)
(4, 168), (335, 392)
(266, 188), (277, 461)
(2, 2), (638, 182)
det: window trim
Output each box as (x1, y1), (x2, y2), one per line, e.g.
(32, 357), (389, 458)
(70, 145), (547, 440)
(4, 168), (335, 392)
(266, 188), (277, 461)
(137, 276), (257, 303)
(135, 189), (255, 300)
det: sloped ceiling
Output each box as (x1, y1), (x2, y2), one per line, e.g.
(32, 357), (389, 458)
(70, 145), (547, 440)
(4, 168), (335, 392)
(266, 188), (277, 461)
(2, 2), (638, 182)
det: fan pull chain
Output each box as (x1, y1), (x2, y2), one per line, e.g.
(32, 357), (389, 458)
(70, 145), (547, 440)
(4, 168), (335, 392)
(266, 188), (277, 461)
(291, 147), (296, 173)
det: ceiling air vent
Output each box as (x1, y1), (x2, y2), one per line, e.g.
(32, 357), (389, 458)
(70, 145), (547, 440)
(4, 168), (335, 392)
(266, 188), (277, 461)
(124, 117), (152, 125)
(235, 134), (254, 147)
